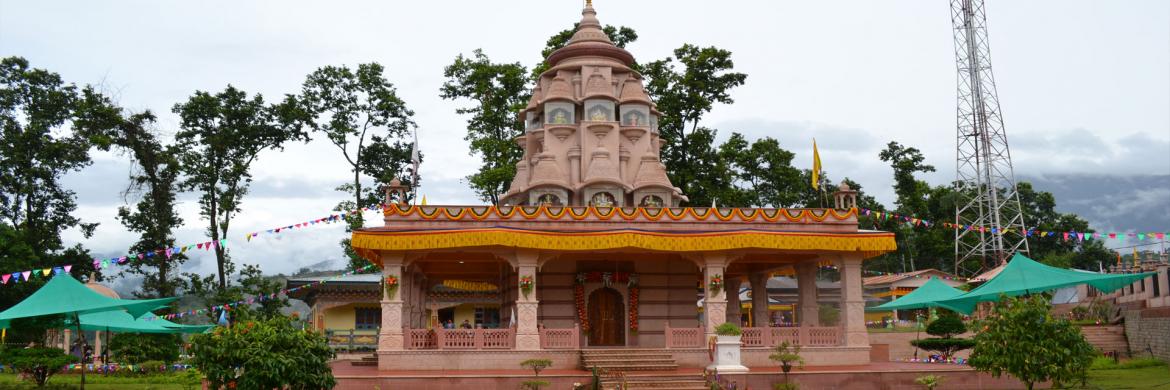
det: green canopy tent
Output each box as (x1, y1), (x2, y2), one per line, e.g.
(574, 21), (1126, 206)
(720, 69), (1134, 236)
(0, 273), (177, 389)
(867, 277), (966, 312)
(936, 253), (1155, 314)
(138, 313), (214, 334)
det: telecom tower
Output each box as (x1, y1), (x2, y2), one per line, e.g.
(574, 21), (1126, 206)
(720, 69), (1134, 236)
(950, 0), (1030, 277)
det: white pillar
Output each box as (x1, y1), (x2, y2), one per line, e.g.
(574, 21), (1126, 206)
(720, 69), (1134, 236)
(838, 254), (869, 347)
(796, 263), (820, 327)
(514, 249), (541, 350)
(378, 252), (405, 352)
(750, 273), (769, 327)
(703, 253), (728, 339)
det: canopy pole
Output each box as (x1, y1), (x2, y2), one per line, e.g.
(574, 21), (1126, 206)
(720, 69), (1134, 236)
(74, 312), (86, 390)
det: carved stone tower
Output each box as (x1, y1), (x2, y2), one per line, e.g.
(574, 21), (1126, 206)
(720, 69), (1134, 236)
(501, 4), (686, 207)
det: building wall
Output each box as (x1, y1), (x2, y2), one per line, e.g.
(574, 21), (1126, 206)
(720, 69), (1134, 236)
(323, 302), (382, 330)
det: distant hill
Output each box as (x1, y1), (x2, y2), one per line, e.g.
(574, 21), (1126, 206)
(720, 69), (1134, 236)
(1021, 174), (1170, 234)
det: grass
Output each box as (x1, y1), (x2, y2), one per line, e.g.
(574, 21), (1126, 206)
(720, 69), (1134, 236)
(0, 372), (194, 389)
(1079, 365), (1170, 389)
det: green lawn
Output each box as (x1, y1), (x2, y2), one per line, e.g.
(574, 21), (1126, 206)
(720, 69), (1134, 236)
(0, 373), (193, 389)
(867, 326), (922, 333)
(1080, 365), (1170, 389)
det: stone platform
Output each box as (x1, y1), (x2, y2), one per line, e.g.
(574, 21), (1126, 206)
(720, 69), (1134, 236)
(331, 361), (1036, 389)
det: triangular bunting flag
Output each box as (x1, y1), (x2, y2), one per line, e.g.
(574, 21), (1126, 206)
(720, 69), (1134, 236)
(64, 265), (72, 273)
(22, 271), (31, 280)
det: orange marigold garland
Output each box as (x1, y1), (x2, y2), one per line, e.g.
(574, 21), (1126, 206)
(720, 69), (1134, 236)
(628, 275), (639, 335)
(384, 275), (399, 299)
(574, 282), (589, 334)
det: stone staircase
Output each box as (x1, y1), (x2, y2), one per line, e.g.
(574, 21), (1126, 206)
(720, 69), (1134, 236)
(1081, 325), (1129, 356)
(580, 349), (707, 390)
(350, 354), (378, 367)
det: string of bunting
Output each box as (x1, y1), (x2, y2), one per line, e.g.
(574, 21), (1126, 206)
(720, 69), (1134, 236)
(819, 264), (971, 281)
(0, 203), (389, 286)
(149, 263), (377, 322)
(858, 208), (1167, 243)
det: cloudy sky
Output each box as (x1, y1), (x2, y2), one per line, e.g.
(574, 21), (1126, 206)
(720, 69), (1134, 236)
(2, 0), (1167, 282)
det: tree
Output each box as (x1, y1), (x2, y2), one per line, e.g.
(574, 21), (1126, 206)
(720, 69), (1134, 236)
(182, 263), (288, 324)
(969, 295), (1096, 390)
(769, 341), (804, 389)
(642, 44), (747, 205)
(440, 50), (530, 204)
(109, 333), (181, 364)
(190, 315), (335, 390)
(173, 85), (307, 289)
(909, 311), (974, 360)
(878, 141), (935, 216)
(106, 112), (187, 298)
(300, 63), (417, 272)
(0, 347), (78, 387)
(0, 57), (108, 340)
(719, 133), (804, 208)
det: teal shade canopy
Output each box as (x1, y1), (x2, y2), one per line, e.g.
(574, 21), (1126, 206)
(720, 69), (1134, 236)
(867, 277), (966, 312)
(0, 274), (177, 328)
(936, 253), (1155, 314)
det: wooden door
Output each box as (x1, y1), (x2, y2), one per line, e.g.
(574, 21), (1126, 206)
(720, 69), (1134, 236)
(587, 287), (625, 346)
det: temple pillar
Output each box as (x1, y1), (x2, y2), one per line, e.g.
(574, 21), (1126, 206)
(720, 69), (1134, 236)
(796, 263), (819, 327)
(513, 249), (541, 350)
(725, 276), (742, 326)
(750, 272), (769, 327)
(1157, 264), (1169, 300)
(838, 254), (869, 347)
(703, 253), (728, 338)
(378, 252), (405, 352)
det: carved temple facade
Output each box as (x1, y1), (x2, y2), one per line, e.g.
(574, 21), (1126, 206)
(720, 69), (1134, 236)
(349, 4), (897, 371)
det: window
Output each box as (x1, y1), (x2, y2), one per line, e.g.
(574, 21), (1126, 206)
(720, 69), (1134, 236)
(585, 99), (614, 122)
(545, 102), (575, 125)
(475, 307), (501, 328)
(355, 307), (381, 330)
(590, 192), (616, 207)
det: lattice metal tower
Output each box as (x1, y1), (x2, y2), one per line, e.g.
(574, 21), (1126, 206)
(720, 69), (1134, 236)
(951, 0), (1029, 277)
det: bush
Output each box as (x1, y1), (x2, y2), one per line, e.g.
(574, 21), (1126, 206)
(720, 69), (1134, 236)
(969, 295), (1097, 390)
(924, 313), (965, 338)
(769, 341), (804, 387)
(109, 333), (181, 364)
(521, 379), (550, 390)
(772, 383), (799, 390)
(0, 347), (79, 387)
(714, 323), (742, 336)
(914, 374), (944, 389)
(190, 315), (335, 389)
(1091, 356), (1166, 370)
(520, 358), (553, 377)
(910, 312), (973, 360)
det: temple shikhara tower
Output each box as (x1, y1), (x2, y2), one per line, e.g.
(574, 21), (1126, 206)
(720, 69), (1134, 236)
(349, 3), (896, 373)
(502, 4), (684, 208)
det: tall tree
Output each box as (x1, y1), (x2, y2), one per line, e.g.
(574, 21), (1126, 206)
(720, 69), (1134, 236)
(173, 86), (306, 289)
(878, 141), (936, 216)
(440, 50), (530, 204)
(111, 112), (186, 298)
(719, 133), (804, 208)
(300, 63), (417, 272)
(0, 57), (110, 339)
(642, 45), (747, 205)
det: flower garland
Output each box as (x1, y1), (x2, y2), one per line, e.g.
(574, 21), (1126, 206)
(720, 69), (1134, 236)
(519, 275), (534, 298)
(628, 277), (639, 335)
(384, 275), (399, 299)
(441, 279), (497, 292)
(574, 283), (589, 334)
(709, 274), (724, 295)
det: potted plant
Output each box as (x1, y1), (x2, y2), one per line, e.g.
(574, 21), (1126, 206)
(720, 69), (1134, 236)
(521, 358), (553, 390)
(707, 323), (748, 373)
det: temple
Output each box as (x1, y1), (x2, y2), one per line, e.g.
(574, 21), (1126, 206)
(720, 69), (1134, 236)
(349, 4), (896, 371)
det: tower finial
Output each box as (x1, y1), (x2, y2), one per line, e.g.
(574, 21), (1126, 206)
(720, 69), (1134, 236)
(586, 0), (592, 7)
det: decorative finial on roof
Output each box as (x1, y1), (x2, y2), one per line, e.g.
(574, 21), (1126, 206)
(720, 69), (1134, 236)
(586, 0), (592, 7)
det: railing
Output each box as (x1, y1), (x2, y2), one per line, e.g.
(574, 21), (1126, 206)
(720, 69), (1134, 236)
(406, 328), (516, 350)
(539, 325), (580, 349)
(688, 326), (842, 348)
(324, 328), (379, 351)
(665, 325), (704, 349)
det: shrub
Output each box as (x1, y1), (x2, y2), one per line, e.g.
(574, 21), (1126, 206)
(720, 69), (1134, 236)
(969, 295), (1097, 390)
(818, 305), (839, 326)
(109, 333), (181, 364)
(910, 312), (973, 360)
(520, 358), (553, 377)
(714, 323), (742, 336)
(772, 383), (799, 390)
(522, 379), (551, 389)
(0, 347), (79, 387)
(769, 341), (804, 387)
(1091, 357), (1166, 370)
(914, 374), (944, 389)
(190, 315), (335, 390)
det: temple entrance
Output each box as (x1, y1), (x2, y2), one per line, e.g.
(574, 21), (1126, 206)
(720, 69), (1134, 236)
(587, 287), (625, 346)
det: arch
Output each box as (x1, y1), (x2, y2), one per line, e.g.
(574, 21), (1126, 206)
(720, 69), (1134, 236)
(587, 287), (625, 346)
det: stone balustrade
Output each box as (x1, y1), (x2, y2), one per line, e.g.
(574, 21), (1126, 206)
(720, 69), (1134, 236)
(538, 325), (580, 349)
(667, 326), (842, 349)
(664, 325), (705, 348)
(404, 328), (516, 350)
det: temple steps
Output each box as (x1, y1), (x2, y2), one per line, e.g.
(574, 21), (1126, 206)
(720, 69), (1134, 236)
(350, 354), (378, 367)
(581, 350), (707, 389)
(598, 372), (708, 390)
(1080, 326), (1129, 355)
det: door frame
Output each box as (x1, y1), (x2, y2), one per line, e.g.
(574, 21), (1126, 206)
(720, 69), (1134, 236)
(585, 285), (627, 347)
